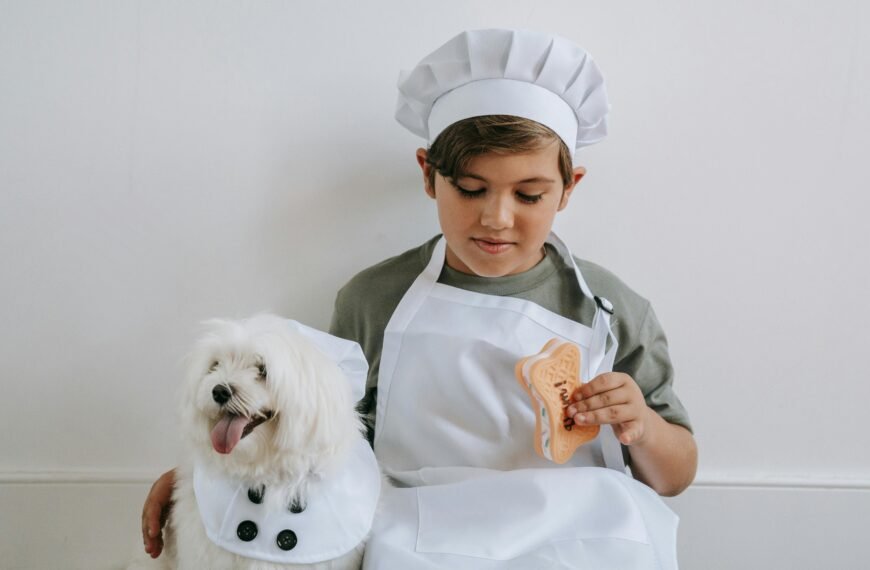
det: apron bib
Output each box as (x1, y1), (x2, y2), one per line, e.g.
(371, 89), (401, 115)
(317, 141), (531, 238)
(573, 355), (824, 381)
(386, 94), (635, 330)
(365, 234), (679, 569)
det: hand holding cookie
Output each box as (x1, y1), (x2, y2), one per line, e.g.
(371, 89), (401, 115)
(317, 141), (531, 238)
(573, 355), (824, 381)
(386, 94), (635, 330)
(567, 372), (653, 446)
(515, 340), (599, 464)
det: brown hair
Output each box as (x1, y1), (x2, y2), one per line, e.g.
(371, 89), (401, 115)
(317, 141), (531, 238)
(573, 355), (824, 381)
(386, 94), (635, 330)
(425, 115), (574, 191)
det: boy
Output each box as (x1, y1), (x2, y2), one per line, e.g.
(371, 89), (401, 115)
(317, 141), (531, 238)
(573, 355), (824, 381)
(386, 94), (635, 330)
(332, 116), (696, 495)
(143, 29), (696, 567)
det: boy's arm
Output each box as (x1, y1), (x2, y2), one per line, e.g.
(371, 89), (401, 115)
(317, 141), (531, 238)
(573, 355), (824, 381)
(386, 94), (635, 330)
(623, 408), (697, 496)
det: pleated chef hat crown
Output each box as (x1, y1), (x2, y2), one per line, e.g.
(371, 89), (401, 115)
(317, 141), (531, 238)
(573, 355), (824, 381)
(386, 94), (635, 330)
(395, 29), (609, 160)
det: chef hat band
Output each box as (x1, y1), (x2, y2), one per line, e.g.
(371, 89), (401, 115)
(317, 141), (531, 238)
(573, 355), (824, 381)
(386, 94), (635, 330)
(396, 29), (610, 160)
(428, 79), (578, 154)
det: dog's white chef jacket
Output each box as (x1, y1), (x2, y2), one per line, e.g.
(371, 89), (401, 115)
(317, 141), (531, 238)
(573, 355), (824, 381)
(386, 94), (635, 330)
(364, 234), (680, 569)
(193, 438), (379, 565)
(194, 322), (379, 565)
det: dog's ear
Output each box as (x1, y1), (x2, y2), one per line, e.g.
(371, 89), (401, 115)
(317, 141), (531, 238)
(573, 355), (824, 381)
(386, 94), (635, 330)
(268, 331), (358, 458)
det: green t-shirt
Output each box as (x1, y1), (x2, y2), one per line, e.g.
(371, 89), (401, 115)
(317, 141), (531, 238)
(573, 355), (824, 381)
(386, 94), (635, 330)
(329, 235), (692, 446)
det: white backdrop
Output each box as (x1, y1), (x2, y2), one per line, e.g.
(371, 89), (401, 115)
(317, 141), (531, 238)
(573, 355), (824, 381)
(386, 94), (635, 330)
(1, 1), (869, 568)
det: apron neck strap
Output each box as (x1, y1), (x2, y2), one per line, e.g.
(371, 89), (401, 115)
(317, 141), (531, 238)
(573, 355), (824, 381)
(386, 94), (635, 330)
(425, 236), (449, 284)
(547, 234), (624, 472)
(545, 232), (595, 301)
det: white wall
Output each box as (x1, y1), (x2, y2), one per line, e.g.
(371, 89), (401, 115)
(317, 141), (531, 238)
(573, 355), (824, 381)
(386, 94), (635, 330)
(1, 1), (868, 568)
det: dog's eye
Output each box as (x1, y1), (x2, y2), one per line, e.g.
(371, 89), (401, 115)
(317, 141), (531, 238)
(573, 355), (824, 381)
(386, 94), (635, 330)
(208, 361), (220, 372)
(257, 363), (267, 380)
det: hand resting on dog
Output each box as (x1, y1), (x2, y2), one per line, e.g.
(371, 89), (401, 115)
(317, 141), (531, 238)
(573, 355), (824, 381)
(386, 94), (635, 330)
(141, 468), (175, 558)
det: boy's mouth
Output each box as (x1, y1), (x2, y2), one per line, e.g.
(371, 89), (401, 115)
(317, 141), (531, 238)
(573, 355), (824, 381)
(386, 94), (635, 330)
(473, 238), (514, 254)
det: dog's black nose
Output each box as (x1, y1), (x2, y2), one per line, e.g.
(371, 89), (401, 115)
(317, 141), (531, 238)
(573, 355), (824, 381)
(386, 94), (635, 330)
(212, 384), (232, 405)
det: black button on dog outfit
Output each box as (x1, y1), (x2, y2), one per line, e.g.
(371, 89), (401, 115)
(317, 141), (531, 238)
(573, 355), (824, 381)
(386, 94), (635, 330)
(276, 529), (298, 551)
(236, 520), (258, 542)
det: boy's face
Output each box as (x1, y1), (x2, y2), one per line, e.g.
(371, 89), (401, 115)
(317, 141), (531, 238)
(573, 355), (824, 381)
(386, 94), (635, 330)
(418, 141), (583, 278)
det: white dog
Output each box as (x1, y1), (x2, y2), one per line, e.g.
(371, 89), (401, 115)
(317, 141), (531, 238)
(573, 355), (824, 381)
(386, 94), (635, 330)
(130, 314), (381, 570)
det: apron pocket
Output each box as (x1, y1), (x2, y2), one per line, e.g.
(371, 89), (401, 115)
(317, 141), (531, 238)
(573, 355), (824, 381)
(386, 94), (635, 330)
(415, 467), (653, 560)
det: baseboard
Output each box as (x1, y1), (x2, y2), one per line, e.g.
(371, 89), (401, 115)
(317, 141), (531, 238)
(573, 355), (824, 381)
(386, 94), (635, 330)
(0, 469), (159, 485)
(691, 473), (870, 490)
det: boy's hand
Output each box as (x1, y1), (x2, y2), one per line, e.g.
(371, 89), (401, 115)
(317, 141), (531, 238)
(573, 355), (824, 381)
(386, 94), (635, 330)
(141, 468), (176, 558)
(567, 372), (652, 446)
(568, 371), (699, 496)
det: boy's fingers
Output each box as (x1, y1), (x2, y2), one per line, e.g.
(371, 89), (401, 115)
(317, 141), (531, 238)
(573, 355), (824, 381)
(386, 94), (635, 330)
(143, 532), (162, 557)
(148, 538), (163, 558)
(142, 498), (169, 556)
(567, 388), (629, 415)
(572, 403), (632, 426)
(143, 525), (163, 557)
(574, 373), (625, 400)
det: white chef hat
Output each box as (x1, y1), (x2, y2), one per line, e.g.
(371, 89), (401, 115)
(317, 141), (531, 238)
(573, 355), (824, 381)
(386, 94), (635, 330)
(395, 29), (609, 160)
(284, 320), (368, 403)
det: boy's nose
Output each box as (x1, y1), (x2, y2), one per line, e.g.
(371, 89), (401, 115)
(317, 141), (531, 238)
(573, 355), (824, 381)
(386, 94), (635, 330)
(480, 195), (513, 230)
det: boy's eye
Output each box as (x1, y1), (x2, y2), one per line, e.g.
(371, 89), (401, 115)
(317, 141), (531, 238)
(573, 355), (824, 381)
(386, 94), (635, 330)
(455, 185), (485, 199)
(454, 183), (544, 204)
(517, 192), (543, 204)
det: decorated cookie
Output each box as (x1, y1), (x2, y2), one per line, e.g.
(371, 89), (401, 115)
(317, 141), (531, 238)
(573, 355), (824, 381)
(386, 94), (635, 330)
(515, 340), (599, 464)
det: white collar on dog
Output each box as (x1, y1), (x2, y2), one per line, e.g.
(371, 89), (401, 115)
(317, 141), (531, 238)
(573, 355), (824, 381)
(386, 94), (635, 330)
(193, 438), (380, 564)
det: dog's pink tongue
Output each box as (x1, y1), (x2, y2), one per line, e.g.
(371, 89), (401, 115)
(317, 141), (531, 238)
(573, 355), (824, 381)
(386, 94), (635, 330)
(210, 415), (249, 454)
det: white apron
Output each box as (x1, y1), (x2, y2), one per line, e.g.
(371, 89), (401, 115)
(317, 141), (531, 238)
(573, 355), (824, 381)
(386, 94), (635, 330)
(364, 234), (679, 569)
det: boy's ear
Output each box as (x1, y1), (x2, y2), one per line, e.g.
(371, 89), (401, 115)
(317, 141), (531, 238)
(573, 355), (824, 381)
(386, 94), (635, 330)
(416, 148), (436, 198)
(558, 166), (586, 211)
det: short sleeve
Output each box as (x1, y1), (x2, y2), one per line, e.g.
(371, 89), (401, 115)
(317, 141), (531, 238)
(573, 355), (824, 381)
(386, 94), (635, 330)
(613, 302), (693, 433)
(328, 286), (357, 342)
(329, 287), (378, 445)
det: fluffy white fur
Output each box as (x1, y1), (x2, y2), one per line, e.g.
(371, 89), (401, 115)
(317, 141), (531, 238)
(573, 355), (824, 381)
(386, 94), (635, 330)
(130, 314), (371, 570)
